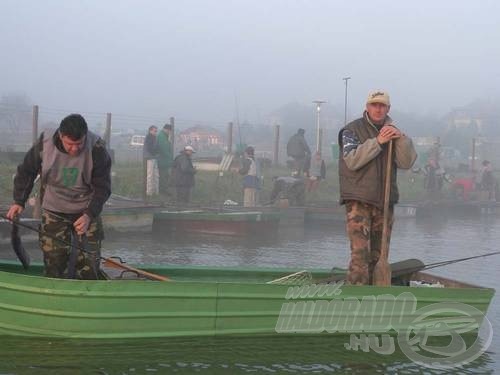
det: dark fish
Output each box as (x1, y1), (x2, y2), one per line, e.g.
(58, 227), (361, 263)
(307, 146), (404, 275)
(11, 222), (30, 270)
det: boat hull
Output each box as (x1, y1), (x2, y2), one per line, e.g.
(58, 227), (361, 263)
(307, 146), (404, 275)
(0, 261), (494, 339)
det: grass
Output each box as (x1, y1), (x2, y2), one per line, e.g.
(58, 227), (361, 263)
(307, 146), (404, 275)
(0, 159), (493, 207)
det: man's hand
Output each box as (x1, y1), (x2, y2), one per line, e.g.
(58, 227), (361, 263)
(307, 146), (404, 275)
(6, 204), (24, 221)
(376, 125), (402, 144)
(73, 213), (91, 235)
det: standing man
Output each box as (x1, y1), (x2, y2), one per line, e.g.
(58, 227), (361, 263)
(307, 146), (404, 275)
(157, 124), (173, 198)
(338, 91), (417, 285)
(143, 125), (159, 196)
(6, 114), (112, 279)
(287, 128), (311, 176)
(172, 145), (196, 204)
(238, 146), (261, 207)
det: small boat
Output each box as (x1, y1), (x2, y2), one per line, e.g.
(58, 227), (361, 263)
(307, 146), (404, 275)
(102, 195), (163, 233)
(153, 210), (281, 236)
(0, 259), (494, 339)
(416, 200), (500, 218)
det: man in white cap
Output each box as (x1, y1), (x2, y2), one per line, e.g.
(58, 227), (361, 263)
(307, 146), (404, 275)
(338, 90), (417, 285)
(172, 145), (197, 204)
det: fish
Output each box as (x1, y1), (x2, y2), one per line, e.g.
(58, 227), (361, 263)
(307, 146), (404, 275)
(11, 222), (30, 270)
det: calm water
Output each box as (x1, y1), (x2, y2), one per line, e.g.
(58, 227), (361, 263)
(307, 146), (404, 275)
(0, 215), (499, 374)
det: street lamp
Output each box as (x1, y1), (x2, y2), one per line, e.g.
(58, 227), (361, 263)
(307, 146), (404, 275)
(343, 77), (351, 125)
(312, 100), (326, 153)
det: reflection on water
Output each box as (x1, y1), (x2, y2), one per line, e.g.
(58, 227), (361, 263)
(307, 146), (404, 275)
(0, 216), (499, 373)
(0, 336), (494, 374)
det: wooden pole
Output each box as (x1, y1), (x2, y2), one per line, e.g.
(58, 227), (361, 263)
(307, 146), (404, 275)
(471, 137), (476, 171)
(227, 122), (233, 154)
(373, 140), (393, 286)
(273, 124), (280, 165)
(32, 105), (41, 219)
(32, 105), (38, 145)
(105, 113), (112, 149)
(170, 117), (175, 155)
(318, 128), (323, 155)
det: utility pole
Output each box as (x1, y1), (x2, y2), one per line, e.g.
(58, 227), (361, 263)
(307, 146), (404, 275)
(343, 77), (351, 125)
(313, 100), (326, 153)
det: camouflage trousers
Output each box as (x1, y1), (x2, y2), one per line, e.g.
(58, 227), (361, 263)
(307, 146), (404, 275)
(39, 210), (104, 279)
(344, 200), (394, 285)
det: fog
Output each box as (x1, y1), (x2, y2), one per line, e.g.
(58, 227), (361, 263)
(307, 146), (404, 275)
(1, 0), (500, 128)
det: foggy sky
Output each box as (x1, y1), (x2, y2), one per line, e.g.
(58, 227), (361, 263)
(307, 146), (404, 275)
(1, 0), (499, 128)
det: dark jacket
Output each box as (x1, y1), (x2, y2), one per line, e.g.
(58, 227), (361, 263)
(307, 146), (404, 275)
(287, 133), (310, 158)
(143, 133), (157, 159)
(13, 132), (112, 218)
(338, 114), (416, 208)
(172, 152), (196, 187)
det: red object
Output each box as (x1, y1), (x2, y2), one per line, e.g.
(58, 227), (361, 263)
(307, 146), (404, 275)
(452, 178), (475, 201)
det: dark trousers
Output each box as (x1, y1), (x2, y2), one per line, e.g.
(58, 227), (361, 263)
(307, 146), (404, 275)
(176, 187), (192, 204)
(158, 167), (170, 195)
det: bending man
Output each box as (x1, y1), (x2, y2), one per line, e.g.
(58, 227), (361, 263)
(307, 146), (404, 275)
(6, 114), (112, 279)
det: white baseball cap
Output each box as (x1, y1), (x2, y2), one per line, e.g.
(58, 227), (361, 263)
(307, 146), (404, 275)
(184, 145), (196, 153)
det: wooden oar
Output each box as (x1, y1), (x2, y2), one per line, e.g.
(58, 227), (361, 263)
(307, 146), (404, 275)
(373, 140), (393, 286)
(0, 213), (169, 281)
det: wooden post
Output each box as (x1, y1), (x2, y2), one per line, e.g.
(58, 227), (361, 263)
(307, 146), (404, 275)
(273, 124), (280, 165)
(105, 113), (112, 149)
(142, 158), (148, 201)
(227, 122), (233, 154)
(318, 128), (323, 155)
(170, 117), (175, 155)
(32, 105), (41, 219)
(471, 137), (476, 171)
(32, 105), (38, 145)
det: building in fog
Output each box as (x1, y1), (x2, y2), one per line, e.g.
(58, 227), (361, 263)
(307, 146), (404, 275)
(177, 126), (224, 152)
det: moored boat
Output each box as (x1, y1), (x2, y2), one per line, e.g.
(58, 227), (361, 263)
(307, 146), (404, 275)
(0, 259), (494, 339)
(304, 203), (418, 224)
(153, 210), (280, 236)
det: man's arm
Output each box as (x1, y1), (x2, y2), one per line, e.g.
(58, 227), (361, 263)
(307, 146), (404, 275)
(13, 136), (43, 207)
(85, 140), (112, 219)
(393, 135), (417, 169)
(341, 129), (382, 171)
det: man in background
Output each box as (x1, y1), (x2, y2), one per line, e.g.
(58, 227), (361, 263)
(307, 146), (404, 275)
(238, 146), (261, 207)
(143, 125), (159, 196)
(287, 128), (311, 176)
(172, 145), (196, 204)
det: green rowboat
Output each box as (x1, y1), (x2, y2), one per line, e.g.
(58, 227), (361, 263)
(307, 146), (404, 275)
(0, 260), (494, 339)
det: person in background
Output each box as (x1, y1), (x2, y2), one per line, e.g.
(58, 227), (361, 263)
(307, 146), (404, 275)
(479, 160), (498, 201)
(238, 146), (261, 207)
(306, 151), (326, 192)
(172, 145), (196, 204)
(270, 176), (306, 207)
(157, 124), (173, 198)
(338, 90), (417, 285)
(6, 114), (112, 279)
(286, 128), (311, 176)
(143, 125), (159, 196)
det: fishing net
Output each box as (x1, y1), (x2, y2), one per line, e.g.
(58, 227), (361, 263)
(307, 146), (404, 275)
(267, 270), (312, 285)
